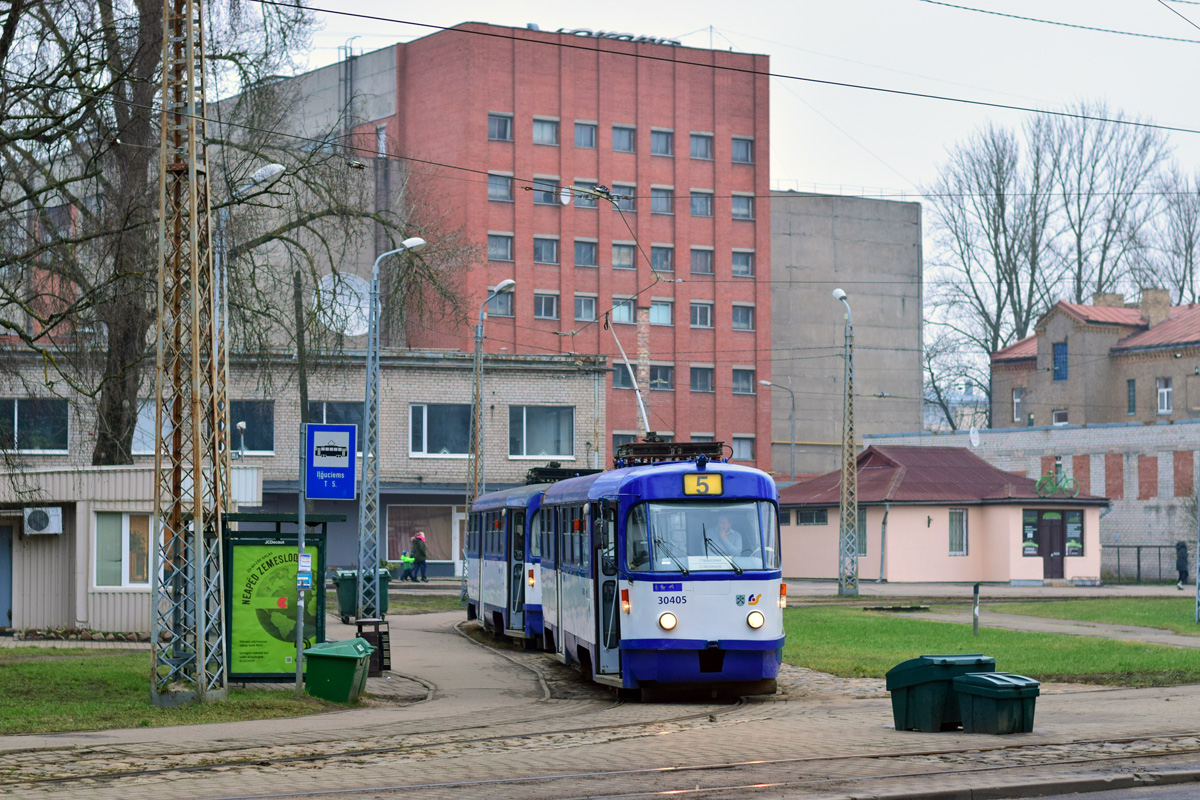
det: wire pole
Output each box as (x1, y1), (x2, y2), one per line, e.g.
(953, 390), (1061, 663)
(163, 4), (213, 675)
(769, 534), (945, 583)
(835, 289), (859, 598)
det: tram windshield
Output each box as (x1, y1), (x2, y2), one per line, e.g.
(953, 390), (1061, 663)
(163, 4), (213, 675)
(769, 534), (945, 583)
(625, 501), (780, 572)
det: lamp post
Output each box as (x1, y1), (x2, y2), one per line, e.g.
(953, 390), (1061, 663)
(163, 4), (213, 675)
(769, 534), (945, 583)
(759, 380), (795, 483)
(356, 237), (426, 621)
(833, 287), (858, 598)
(468, 280), (516, 506)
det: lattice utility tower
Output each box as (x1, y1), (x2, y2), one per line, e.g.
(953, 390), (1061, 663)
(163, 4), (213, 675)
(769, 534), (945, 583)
(836, 291), (859, 598)
(151, 0), (231, 705)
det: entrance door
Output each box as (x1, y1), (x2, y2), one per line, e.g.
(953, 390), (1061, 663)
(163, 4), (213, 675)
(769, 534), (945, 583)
(555, 509), (566, 658)
(0, 525), (12, 630)
(1040, 513), (1065, 579)
(507, 511), (525, 632)
(594, 505), (621, 675)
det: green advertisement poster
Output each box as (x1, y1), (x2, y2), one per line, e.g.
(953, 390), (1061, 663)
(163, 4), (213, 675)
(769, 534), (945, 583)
(228, 540), (323, 679)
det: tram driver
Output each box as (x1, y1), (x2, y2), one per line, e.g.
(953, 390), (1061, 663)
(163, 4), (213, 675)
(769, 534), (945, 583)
(716, 513), (757, 558)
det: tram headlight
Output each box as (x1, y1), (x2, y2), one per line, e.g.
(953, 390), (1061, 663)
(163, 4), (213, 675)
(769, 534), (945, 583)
(528, 569), (535, 588)
(658, 612), (678, 631)
(746, 610), (766, 629)
(779, 583), (788, 609)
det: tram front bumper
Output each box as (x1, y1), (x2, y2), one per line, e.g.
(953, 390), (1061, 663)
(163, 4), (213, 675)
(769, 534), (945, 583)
(620, 637), (783, 685)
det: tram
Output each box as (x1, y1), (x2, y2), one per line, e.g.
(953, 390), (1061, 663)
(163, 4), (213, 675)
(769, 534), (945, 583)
(468, 440), (784, 698)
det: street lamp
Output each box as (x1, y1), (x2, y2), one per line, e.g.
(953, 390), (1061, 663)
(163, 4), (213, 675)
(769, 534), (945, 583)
(833, 288), (858, 598)
(356, 236), (426, 621)
(759, 380), (795, 482)
(468, 279), (516, 505)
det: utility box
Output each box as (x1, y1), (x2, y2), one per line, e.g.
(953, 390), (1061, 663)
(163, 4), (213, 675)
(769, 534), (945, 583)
(953, 672), (1040, 734)
(885, 654), (996, 732)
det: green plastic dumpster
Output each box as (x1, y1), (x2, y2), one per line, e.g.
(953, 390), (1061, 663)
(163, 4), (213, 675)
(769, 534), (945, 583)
(303, 638), (376, 703)
(885, 654), (996, 732)
(330, 569), (392, 623)
(953, 672), (1040, 734)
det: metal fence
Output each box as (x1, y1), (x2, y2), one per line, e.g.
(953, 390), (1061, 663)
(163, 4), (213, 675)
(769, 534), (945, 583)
(1105, 545), (1178, 584)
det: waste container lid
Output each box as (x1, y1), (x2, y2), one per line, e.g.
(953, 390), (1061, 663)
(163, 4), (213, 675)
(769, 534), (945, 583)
(885, 654), (996, 690)
(333, 570), (357, 579)
(303, 637), (377, 659)
(378, 568), (391, 579)
(952, 672), (1040, 698)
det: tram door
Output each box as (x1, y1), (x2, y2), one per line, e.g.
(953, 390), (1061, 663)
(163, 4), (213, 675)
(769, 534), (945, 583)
(594, 504), (621, 675)
(554, 507), (566, 658)
(507, 511), (526, 633)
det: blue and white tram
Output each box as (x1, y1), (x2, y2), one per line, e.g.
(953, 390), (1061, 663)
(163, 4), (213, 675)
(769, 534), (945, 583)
(539, 457), (784, 696)
(465, 483), (549, 643)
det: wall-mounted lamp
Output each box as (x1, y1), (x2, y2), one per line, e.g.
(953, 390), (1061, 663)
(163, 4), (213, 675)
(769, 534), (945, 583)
(926, 515), (932, 528)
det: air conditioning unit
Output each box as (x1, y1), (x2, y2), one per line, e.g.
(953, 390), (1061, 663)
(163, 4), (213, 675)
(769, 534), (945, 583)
(24, 507), (63, 535)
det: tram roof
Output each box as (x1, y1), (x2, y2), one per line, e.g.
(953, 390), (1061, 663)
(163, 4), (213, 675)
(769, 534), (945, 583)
(542, 460), (777, 505)
(470, 482), (550, 511)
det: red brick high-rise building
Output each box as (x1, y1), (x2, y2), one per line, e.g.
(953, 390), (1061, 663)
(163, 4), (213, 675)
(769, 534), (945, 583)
(345, 22), (772, 468)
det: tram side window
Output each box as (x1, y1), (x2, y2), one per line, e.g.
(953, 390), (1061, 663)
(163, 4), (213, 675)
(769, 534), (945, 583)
(530, 512), (541, 558)
(581, 505), (591, 570)
(761, 502), (781, 568)
(626, 504), (651, 570)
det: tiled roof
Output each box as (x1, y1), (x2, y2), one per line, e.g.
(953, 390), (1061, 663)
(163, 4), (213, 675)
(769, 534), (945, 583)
(1055, 302), (1145, 326)
(991, 335), (1037, 362)
(777, 445), (1108, 506)
(1113, 304), (1200, 351)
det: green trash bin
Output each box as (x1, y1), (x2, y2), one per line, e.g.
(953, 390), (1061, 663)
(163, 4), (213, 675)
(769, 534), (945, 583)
(330, 569), (392, 623)
(953, 672), (1040, 735)
(885, 654), (996, 732)
(303, 638), (376, 703)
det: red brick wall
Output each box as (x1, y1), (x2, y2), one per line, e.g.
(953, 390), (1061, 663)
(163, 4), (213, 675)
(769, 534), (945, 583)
(1106, 452), (1124, 500)
(1175, 451), (1194, 498)
(1041, 455), (1056, 479)
(1072, 454), (1091, 496)
(1138, 454), (1158, 500)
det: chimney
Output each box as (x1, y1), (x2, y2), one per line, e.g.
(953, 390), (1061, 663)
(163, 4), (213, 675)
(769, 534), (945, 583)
(1091, 292), (1125, 308)
(1140, 288), (1171, 327)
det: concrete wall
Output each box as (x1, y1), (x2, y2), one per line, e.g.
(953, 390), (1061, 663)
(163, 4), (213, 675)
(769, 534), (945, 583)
(769, 192), (923, 477)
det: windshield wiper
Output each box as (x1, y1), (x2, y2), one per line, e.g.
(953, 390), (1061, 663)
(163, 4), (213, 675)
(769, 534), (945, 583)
(702, 523), (743, 574)
(652, 537), (690, 575)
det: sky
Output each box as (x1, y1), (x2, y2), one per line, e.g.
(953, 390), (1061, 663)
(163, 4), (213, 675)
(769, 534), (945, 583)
(295, 0), (1200, 201)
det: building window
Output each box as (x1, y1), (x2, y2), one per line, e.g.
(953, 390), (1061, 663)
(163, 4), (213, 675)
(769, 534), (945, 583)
(613, 432), (636, 450)
(487, 234), (513, 261)
(409, 403), (471, 457)
(949, 508), (968, 555)
(487, 289), (514, 317)
(649, 301), (673, 326)
(612, 185), (636, 212)
(690, 367), (714, 393)
(690, 302), (713, 328)
(574, 240), (598, 267)
(533, 119), (559, 145)
(797, 509), (828, 525)
(230, 400), (274, 453)
(649, 365), (674, 390)
(510, 406), (574, 457)
(613, 363), (636, 389)
(731, 369), (756, 394)
(1013, 387), (1026, 423)
(611, 297), (634, 323)
(732, 436), (754, 460)
(612, 244), (635, 270)
(307, 401), (361, 454)
(690, 133), (713, 160)
(731, 137), (754, 163)
(690, 191), (713, 217)
(132, 399), (157, 455)
(95, 512), (151, 588)
(732, 195), (755, 220)
(650, 130), (673, 156)
(488, 174), (513, 202)
(533, 237), (558, 264)
(0, 397), (68, 452)
(612, 125), (636, 153)
(575, 122), (597, 148)
(732, 251), (755, 277)
(1052, 341), (1068, 380)
(691, 249), (714, 275)
(532, 179), (559, 205)
(488, 114), (512, 141)
(375, 126), (387, 156)
(651, 188), (673, 215)
(732, 305), (755, 331)
(573, 181), (598, 208)
(1127, 379), (1136, 415)
(574, 295), (596, 321)
(533, 293), (559, 320)
(1158, 377), (1173, 414)
(650, 246), (673, 272)
(691, 434), (714, 442)
(1052, 408), (1068, 426)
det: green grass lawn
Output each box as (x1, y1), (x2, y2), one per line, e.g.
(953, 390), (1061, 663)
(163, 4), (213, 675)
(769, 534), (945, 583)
(0, 649), (334, 735)
(783, 605), (1200, 686)
(387, 593), (464, 614)
(999, 597), (1200, 636)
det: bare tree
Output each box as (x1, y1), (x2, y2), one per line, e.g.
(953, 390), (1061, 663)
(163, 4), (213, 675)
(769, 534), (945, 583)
(1137, 164), (1200, 304)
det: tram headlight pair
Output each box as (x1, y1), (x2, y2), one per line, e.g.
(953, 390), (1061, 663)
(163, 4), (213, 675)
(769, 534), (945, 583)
(746, 610), (766, 629)
(658, 612), (678, 631)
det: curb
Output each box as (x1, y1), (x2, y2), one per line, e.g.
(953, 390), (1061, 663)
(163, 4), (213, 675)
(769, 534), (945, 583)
(843, 767), (1200, 799)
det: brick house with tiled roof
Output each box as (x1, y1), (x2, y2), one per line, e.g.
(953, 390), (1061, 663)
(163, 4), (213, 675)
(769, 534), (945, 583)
(992, 290), (1200, 428)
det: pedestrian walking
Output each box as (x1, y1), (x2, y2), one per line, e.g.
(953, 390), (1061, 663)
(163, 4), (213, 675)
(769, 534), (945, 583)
(397, 550), (416, 582)
(412, 531), (428, 583)
(1177, 540), (1189, 590)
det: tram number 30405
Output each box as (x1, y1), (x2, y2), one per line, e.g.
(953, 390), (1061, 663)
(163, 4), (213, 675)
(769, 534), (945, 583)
(657, 595), (688, 605)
